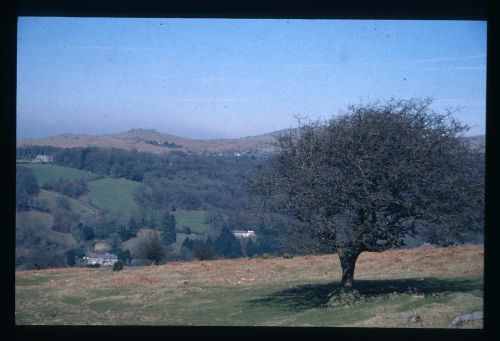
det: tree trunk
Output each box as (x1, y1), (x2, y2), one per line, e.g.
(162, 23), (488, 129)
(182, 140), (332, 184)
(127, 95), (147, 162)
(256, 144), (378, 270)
(326, 248), (363, 307)
(337, 248), (361, 291)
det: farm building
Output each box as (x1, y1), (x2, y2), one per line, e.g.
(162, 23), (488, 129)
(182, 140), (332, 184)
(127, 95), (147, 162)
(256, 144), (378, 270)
(233, 230), (256, 238)
(33, 154), (53, 163)
(82, 252), (118, 266)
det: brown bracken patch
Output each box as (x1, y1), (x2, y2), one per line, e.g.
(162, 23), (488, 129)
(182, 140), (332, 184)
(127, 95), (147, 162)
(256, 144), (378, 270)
(16, 244), (483, 290)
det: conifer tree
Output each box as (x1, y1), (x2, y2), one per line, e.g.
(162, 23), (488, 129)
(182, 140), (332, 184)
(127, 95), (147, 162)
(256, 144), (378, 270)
(161, 212), (177, 245)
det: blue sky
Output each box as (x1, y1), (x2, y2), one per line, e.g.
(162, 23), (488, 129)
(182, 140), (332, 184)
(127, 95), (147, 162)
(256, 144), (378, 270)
(17, 18), (487, 139)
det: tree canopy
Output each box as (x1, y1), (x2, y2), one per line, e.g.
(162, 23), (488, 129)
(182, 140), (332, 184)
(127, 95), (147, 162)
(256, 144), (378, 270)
(161, 212), (177, 245)
(252, 98), (484, 297)
(16, 166), (39, 211)
(137, 231), (166, 265)
(214, 225), (243, 259)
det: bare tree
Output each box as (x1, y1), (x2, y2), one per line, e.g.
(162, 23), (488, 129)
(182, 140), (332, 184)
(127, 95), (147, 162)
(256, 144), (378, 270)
(252, 98), (484, 303)
(136, 231), (166, 265)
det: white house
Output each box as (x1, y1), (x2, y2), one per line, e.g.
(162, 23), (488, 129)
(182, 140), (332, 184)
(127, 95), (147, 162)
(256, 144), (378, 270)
(82, 252), (118, 266)
(233, 230), (256, 238)
(33, 154), (53, 163)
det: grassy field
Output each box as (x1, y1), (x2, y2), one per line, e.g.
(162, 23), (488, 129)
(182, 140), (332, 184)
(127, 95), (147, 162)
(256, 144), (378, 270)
(15, 244), (483, 327)
(172, 210), (211, 234)
(22, 164), (213, 231)
(20, 164), (100, 185)
(21, 164), (139, 217)
(84, 178), (141, 217)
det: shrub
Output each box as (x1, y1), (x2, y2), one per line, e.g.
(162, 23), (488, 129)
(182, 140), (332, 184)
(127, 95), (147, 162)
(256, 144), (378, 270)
(246, 239), (261, 257)
(18, 247), (66, 270)
(282, 252), (294, 259)
(65, 247), (85, 266)
(193, 240), (215, 260)
(116, 249), (132, 264)
(113, 260), (124, 271)
(86, 263), (101, 268)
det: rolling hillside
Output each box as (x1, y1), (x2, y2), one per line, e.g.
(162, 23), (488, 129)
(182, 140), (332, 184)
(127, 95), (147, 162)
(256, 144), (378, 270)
(36, 189), (98, 216)
(19, 164), (140, 218)
(16, 210), (77, 249)
(19, 163), (219, 257)
(16, 128), (486, 155)
(15, 244), (483, 327)
(17, 128), (278, 154)
(20, 163), (220, 226)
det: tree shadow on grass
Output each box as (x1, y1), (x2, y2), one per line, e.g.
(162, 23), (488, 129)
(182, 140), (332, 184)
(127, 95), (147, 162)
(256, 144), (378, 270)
(246, 277), (483, 312)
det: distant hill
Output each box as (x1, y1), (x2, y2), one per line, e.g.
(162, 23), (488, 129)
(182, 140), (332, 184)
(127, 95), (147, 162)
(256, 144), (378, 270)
(463, 135), (486, 153)
(17, 128), (485, 155)
(17, 128), (278, 154)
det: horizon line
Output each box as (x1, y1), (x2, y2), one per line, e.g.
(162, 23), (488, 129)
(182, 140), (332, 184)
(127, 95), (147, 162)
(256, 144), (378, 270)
(16, 126), (485, 142)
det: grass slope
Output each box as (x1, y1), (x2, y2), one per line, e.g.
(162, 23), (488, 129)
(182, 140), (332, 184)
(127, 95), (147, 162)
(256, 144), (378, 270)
(172, 210), (210, 234)
(20, 164), (100, 185)
(16, 211), (77, 248)
(15, 244), (483, 327)
(120, 228), (159, 256)
(37, 190), (97, 216)
(84, 178), (141, 217)
(121, 229), (195, 256)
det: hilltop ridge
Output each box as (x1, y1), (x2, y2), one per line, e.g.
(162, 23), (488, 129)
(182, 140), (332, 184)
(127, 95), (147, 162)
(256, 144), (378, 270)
(17, 128), (485, 155)
(17, 128), (278, 154)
